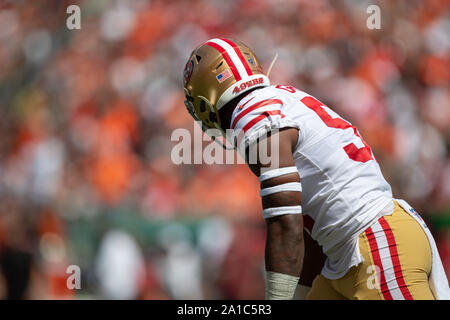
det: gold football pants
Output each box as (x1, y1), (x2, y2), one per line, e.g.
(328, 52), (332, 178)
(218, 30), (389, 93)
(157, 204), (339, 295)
(307, 201), (434, 300)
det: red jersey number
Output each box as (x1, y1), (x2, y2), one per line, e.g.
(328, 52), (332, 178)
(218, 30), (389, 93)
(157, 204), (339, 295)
(275, 85), (296, 93)
(301, 96), (374, 163)
(275, 85), (374, 163)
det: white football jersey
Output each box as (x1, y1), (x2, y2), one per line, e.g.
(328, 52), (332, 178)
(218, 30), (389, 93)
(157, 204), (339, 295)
(229, 85), (394, 279)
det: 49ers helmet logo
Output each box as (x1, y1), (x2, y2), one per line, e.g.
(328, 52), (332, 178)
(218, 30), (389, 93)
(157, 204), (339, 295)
(183, 59), (194, 86)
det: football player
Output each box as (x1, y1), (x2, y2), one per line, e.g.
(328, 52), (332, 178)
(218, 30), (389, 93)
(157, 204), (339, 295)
(182, 38), (450, 300)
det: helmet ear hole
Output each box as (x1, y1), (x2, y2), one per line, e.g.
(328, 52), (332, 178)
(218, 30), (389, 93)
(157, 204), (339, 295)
(195, 55), (202, 63)
(200, 100), (206, 112)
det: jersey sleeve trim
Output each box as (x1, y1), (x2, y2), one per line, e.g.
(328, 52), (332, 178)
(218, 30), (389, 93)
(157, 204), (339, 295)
(231, 99), (283, 129)
(243, 110), (285, 132)
(238, 117), (300, 150)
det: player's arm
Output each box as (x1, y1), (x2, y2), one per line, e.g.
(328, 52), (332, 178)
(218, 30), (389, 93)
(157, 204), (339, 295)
(246, 127), (304, 300)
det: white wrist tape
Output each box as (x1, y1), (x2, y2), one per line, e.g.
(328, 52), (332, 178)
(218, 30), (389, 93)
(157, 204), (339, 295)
(259, 166), (298, 182)
(265, 271), (300, 300)
(260, 182), (302, 197)
(262, 206), (302, 219)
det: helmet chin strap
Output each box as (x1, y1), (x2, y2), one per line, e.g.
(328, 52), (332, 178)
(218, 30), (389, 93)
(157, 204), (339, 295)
(211, 123), (235, 150)
(198, 95), (235, 150)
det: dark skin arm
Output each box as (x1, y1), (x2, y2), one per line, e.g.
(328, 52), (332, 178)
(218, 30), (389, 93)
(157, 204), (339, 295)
(265, 212), (304, 277)
(246, 128), (304, 277)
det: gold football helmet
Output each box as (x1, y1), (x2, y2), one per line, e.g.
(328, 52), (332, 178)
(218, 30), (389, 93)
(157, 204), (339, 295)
(182, 38), (270, 136)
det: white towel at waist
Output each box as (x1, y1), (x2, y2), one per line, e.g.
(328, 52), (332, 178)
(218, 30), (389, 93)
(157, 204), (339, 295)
(396, 199), (450, 300)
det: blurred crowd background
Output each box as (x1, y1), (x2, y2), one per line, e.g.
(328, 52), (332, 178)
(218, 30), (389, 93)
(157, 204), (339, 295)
(0, 0), (448, 299)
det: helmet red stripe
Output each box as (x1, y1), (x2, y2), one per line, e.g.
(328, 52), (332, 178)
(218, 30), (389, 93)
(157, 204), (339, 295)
(205, 41), (242, 81)
(220, 38), (253, 76)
